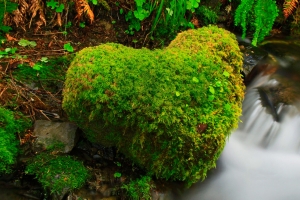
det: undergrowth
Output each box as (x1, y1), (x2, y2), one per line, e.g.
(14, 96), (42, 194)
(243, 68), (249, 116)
(25, 153), (89, 195)
(0, 107), (31, 173)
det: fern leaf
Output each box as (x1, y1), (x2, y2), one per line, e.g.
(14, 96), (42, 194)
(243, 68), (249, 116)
(75, 0), (94, 24)
(283, 0), (299, 19)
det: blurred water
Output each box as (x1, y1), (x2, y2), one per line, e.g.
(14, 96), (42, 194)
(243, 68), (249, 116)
(180, 74), (300, 200)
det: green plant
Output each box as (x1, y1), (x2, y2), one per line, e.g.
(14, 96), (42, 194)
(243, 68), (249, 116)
(18, 39), (37, 47)
(0, 107), (31, 174)
(0, 0), (18, 36)
(25, 153), (89, 194)
(63, 43), (74, 52)
(14, 55), (72, 92)
(114, 172), (122, 178)
(122, 176), (153, 200)
(46, 0), (64, 13)
(79, 22), (85, 28)
(234, 0), (279, 46)
(0, 47), (17, 58)
(62, 26), (244, 186)
(195, 5), (218, 25)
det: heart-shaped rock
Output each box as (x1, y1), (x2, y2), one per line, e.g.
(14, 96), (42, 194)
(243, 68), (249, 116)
(62, 26), (244, 185)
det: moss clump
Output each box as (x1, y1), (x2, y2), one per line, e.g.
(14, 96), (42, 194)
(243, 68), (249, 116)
(62, 26), (244, 185)
(25, 153), (89, 194)
(0, 107), (31, 173)
(122, 176), (153, 200)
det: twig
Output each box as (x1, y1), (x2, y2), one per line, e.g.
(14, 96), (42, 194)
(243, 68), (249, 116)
(0, 87), (7, 99)
(32, 32), (66, 36)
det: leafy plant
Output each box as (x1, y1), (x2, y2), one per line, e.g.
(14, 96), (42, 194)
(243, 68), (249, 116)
(63, 43), (74, 52)
(122, 176), (153, 200)
(18, 39), (37, 47)
(79, 22), (85, 28)
(0, 47), (17, 58)
(25, 153), (89, 194)
(0, 0), (18, 35)
(234, 0), (279, 46)
(114, 172), (122, 178)
(195, 5), (218, 25)
(46, 0), (64, 13)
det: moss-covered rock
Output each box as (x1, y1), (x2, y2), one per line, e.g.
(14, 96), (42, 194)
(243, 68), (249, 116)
(0, 107), (31, 173)
(25, 153), (89, 195)
(62, 26), (244, 185)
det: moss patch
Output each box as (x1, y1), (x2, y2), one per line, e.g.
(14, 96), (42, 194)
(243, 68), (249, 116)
(0, 107), (31, 173)
(62, 26), (244, 185)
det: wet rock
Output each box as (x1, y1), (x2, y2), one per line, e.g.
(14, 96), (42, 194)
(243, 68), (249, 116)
(239, 41), (268, 78)
(33, 120), (78, 153)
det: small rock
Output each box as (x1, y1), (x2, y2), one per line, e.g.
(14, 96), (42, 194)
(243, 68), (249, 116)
(33, 120), (78, 153)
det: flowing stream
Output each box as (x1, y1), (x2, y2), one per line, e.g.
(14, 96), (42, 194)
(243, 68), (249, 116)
(178, 40), (300, 200)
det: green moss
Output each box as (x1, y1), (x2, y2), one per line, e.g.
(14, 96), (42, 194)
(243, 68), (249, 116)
(62, 26), (244, 185)
(25, 153), (89, 194)
(122, 176), (153, 200)
(0, 107), (31, 173)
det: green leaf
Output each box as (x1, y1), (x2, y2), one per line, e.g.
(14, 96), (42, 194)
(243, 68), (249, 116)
(47, 0), (59, 9)
(64, 43), (74, 52)
(33, 64), (43, 71)
(55, 4), (64, 13)
(18, 39), (36, 47)
(28, 41), (37, 47)
(135, 0), (146, 7)
(10, 47), (17, 54)
(175, 91), (180, 97)
(79, 22), (85, 28)
(208, 95), (214, 101)
(223, 71), (230, 77)
(166, 8), (173, 16)
(209, 86), (215, 94)
(40, 57), (48, 62)
(92, 0), (98, 5)
(114, 172), (122, 178)
(192, 77), (199, 83)
(120, 8), (124, 14)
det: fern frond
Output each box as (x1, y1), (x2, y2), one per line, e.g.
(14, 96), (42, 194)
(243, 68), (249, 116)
(283, 0), (299, 19)
(75, 0), (94, 24)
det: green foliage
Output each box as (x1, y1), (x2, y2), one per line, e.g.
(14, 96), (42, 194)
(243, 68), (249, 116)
(89, 0), (110, 10)
(114, 172), (122, 178)
(195, 5), (218, 25)
(0, 47), (17, 58)
(46, 0), (64, 12)
(18, 39), (37, 47)
(62, 26), (244, 186)
(0, 107), (31, 174)
(152, 0), (194, 38)
(13, 55), (72, 92)
(122, 176), (153, 200)
(25, 153), (89, 194)
(234, 0), (279, 46)
(64, 43), (74, 52)
(0, 0), (18, 36)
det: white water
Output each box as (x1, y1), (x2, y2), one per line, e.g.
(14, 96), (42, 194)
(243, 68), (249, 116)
(180, 75), (300, 200)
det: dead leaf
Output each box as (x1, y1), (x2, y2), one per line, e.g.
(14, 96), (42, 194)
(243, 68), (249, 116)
(75, 0), (94, 24)
(6, 34), (17, 41)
